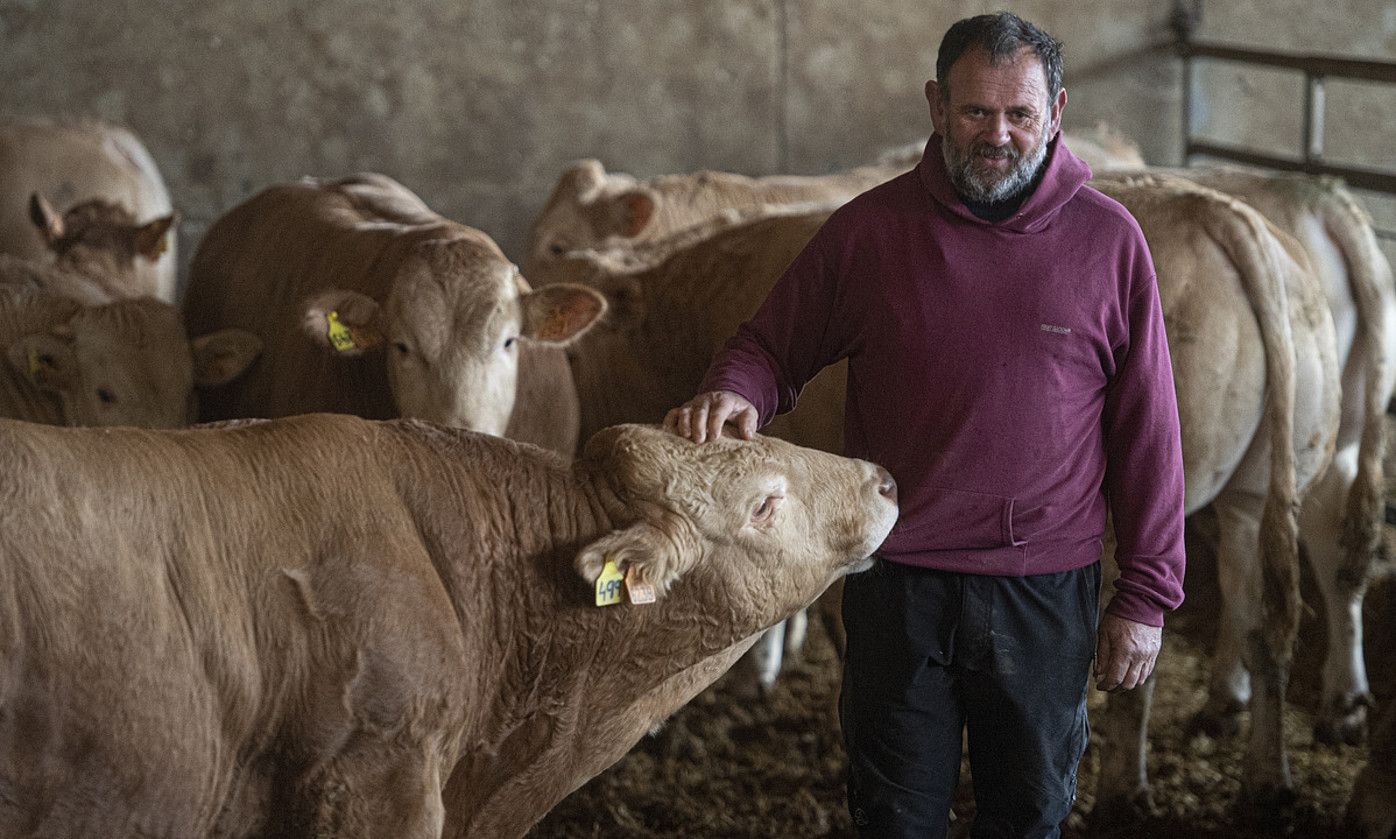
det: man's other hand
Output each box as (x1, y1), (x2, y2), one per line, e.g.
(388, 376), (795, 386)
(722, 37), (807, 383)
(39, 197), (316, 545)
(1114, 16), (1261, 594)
(663, 391), (757, 443)
(1094, 613), (1162, 692)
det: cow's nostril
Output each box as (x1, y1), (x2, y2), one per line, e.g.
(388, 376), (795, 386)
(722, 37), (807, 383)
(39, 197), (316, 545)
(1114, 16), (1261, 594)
(875, 467), (897, 502)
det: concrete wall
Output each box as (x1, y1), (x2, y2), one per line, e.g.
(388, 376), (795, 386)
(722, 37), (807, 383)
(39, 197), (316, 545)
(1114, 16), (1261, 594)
(1, 1), (1393, 287)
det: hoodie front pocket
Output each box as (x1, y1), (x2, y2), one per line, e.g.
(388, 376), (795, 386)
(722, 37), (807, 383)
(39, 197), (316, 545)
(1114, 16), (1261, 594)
(887, 485), (1021, 551)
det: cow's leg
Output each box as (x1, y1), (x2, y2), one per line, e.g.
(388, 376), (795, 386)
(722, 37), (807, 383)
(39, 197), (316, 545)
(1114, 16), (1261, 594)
(783, 608), (809, 662)
(1300, 452), (1373, 746)
(293, 735), (447, 839)
(1212, 495), (1295, 806)
(1092, 671), (1157, 822)
(1090, 543), (1157, 824)
(1193, 530), (1252, 738)
(730, 623), (786, 699)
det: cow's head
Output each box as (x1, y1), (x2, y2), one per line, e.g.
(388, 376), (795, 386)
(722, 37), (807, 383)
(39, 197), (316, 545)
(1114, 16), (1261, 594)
(574, 425), (897, 623)
(29, 193), (176, 297)
(302, 239), (605, 434)
(5, 294), (261, 428)
(523, 160), (661, 280)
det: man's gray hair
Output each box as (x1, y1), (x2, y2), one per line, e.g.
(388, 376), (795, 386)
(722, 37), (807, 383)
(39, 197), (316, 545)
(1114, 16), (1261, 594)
(935, 12), (1064, 101)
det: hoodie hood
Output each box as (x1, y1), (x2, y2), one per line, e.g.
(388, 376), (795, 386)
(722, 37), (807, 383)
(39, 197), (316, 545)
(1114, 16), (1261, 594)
(917, 131), (1093, 234)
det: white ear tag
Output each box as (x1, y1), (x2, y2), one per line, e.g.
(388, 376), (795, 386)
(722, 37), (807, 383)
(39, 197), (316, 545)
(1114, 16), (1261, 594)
(625, 565), (656, 605)
(594, 555), (624, 607)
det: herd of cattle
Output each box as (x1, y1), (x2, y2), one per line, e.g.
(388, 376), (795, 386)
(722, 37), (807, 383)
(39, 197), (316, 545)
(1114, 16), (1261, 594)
(0, 114), (1392, 837)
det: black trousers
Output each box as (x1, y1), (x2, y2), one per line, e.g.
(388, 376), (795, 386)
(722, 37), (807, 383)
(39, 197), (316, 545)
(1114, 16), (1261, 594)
(840, 559), (1100, 839)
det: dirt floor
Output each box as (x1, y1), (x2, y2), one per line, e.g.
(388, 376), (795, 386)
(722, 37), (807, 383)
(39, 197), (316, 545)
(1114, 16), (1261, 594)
(532, 494), (1396, 838)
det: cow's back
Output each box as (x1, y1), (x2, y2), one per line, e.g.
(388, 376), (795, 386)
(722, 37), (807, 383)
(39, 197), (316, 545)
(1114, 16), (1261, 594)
(184, 177), (462, 422)
(0, 118), (175, 300)
(0, 415), (470, 836)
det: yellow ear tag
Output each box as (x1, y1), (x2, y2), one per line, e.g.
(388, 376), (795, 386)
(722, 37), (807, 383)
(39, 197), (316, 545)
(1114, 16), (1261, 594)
(26, 347), (40, 377)
(594, 556), (624, 607)
(151, 235), (168, 258)
(326, 310), (357, 353)
(625, 565), (656, 605)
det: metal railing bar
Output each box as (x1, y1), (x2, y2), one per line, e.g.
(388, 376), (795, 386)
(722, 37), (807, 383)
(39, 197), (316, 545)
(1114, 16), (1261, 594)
(1186, 140), (1396, 194)
(1182, 41), (1396, 84)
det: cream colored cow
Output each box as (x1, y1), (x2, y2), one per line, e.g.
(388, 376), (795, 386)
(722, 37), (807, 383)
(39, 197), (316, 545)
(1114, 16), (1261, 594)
(0, 416), (897, 838)
(542, 172), (1343, 805)
(0, 118), (176, 301)
(183, 173), (604, 455)
(0, 283), (259, 428)
(525, 124), (1147, 288)
(1098, 169), (1394, 755)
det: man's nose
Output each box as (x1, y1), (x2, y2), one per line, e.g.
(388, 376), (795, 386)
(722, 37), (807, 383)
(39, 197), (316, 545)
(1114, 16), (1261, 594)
(983, 114), (1011, 145)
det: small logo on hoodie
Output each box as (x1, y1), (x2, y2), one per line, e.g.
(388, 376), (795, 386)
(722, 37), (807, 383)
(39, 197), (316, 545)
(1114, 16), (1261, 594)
(1040, 323), (1072, 335)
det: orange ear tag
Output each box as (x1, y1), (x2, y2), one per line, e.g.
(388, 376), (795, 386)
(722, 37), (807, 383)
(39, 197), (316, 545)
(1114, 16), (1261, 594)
(151, 236), (168, 258)
(625, 565), (656, 605)
(594, 556), (624, 607)
(326, 310), (356, 353)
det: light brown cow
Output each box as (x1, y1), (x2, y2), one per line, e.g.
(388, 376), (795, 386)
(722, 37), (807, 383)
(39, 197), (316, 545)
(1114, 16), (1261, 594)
(0, 415), (897, 837)
(524, 125), (1147, 285)
(25, 193), (177, 301)
(0, 283), (260, 427)
(1103, 170), (1394, 750)
(183, 173), (604, 455)
(543, 174), (1343, 805)
(0, 118), (176, 301)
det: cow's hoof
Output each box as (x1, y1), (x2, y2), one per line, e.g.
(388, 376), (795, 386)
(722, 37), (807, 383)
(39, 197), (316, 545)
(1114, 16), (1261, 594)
(1314, 694), (1372, 747)
(1237, 782), (1297, 828)
(1088, 790), (1154, 835)
(1189, 702), (1244, 739)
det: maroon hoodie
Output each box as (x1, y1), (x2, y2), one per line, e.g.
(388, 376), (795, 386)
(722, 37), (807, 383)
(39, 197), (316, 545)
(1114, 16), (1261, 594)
(701, 134), (1186, 627)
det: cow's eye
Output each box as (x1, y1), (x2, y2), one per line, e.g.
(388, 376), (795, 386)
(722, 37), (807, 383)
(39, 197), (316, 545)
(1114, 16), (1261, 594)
(503, 336), (517, 350)
(393, 341), (410, 355)
(752, 494), (783, 525)
(548, 241), (568, 256)
(96, 387), (117, 404)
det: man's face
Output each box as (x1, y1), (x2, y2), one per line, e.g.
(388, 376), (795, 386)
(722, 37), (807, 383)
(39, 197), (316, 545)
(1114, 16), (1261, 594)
(926, 46), (1066, 203)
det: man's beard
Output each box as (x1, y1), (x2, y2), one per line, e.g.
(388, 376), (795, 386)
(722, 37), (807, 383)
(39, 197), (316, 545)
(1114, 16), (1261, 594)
(941, 127), (1050, 204)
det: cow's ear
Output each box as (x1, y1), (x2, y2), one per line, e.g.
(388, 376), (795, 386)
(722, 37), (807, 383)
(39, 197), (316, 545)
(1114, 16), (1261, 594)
(559, 159), (608, 203)
(302, 290), (385, 357)
(575, 514), (702, 599)
(602, 188), (659, 239)
(133, 212), (179, 262)
(190, 328), (262, 387)
(29, 193), (64, 245)
(7, 332), (77, 391)
(520, 283), (606, 346)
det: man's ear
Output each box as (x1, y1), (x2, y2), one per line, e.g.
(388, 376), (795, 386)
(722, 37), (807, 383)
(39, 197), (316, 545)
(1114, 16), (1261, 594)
(925, 79), (946, 135)
(29, 193), (64, 245)
(599, 188), (659, 240)
(1048, 87), (1068, 138)
(302, 289), (385, 356)
(133, 213), (179, 262)
(575, 515), (701, 598)
(521, 284), (606, 345)
(7, 331), (77, 391)
(190, 328), (262, 387)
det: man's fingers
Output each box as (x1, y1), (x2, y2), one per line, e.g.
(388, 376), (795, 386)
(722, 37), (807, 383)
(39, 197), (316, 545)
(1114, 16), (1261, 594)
(1120, 657), (1148, 691)
(692, 403), (712, 443)
(662, 408), (681, 434)
(1094, 630), (1111, 680)
(737, 406), (757, 440)
(707, 401), (730, 443)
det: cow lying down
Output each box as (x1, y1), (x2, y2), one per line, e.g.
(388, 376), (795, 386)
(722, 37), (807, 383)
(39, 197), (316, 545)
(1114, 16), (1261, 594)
(0, 415), (897, 838)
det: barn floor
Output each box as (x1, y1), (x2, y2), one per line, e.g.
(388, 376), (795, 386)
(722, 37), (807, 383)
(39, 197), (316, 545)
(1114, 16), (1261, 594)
(533, 480), (1396, 838)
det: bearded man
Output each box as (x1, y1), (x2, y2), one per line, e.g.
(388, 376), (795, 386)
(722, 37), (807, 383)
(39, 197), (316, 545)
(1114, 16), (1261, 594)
(664, 11), (1185, 839)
